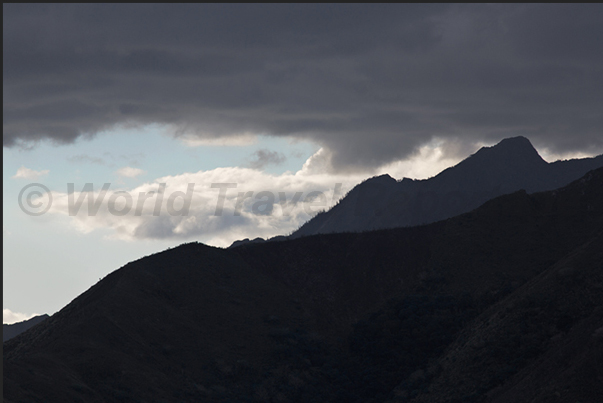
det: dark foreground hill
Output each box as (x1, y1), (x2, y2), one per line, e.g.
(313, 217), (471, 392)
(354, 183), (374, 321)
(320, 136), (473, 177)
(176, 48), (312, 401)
(391, 231), (603, 403)
(4, 168), (603, 402)
(3, 314), (49, 342)
(290, 136), (603, 239)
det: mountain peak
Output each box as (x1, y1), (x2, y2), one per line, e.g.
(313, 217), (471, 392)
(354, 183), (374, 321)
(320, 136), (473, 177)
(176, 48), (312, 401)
(498, 135), (532, 146)
(472, 136), (546, 166)
(363, 173), (396, 185)
(497, 135), (538, 151)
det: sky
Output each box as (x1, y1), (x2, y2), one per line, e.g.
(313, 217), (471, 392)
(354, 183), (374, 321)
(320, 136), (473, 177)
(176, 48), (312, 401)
(3, 4), (603, 323)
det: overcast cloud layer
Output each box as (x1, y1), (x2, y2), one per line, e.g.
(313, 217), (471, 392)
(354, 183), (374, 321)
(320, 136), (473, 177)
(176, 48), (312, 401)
(4, 4), (603, 170)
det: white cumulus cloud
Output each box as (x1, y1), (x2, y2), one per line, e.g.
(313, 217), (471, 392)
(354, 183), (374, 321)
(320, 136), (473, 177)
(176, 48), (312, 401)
(47, 150), (364, 246)
(3, 308), (40, 324)
(12, 166), (49, 180)
(116, 166), (146, 178)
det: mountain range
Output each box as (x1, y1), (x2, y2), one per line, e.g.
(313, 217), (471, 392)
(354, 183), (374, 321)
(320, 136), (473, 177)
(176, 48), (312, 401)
(290, 136), (603, 238)
(4, 160), (603, 400)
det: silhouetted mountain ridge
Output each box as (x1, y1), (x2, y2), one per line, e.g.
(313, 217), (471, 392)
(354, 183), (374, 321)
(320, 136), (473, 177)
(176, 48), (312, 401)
(3, 314), (49, 342)
(290, 136), (603, 238)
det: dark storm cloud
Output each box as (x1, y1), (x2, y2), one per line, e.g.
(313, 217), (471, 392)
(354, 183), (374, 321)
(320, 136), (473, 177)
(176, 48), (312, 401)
(4, 4), (603, 170)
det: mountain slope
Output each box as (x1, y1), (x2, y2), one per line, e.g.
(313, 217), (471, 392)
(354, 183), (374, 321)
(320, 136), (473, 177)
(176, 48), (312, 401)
(4, 246), (319, 402)
(291, 136), (603, 238)
(3, 314), (49, 342)
(390, 231), (603, 403)
(4, 168), (603, 402)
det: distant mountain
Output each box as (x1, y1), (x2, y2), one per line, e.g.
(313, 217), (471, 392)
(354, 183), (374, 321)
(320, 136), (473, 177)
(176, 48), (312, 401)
(290, 136), (603, 238)
(228, 237), (268, 248)
(3, 314), (49, 342)
(4, 167), (603, 402)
